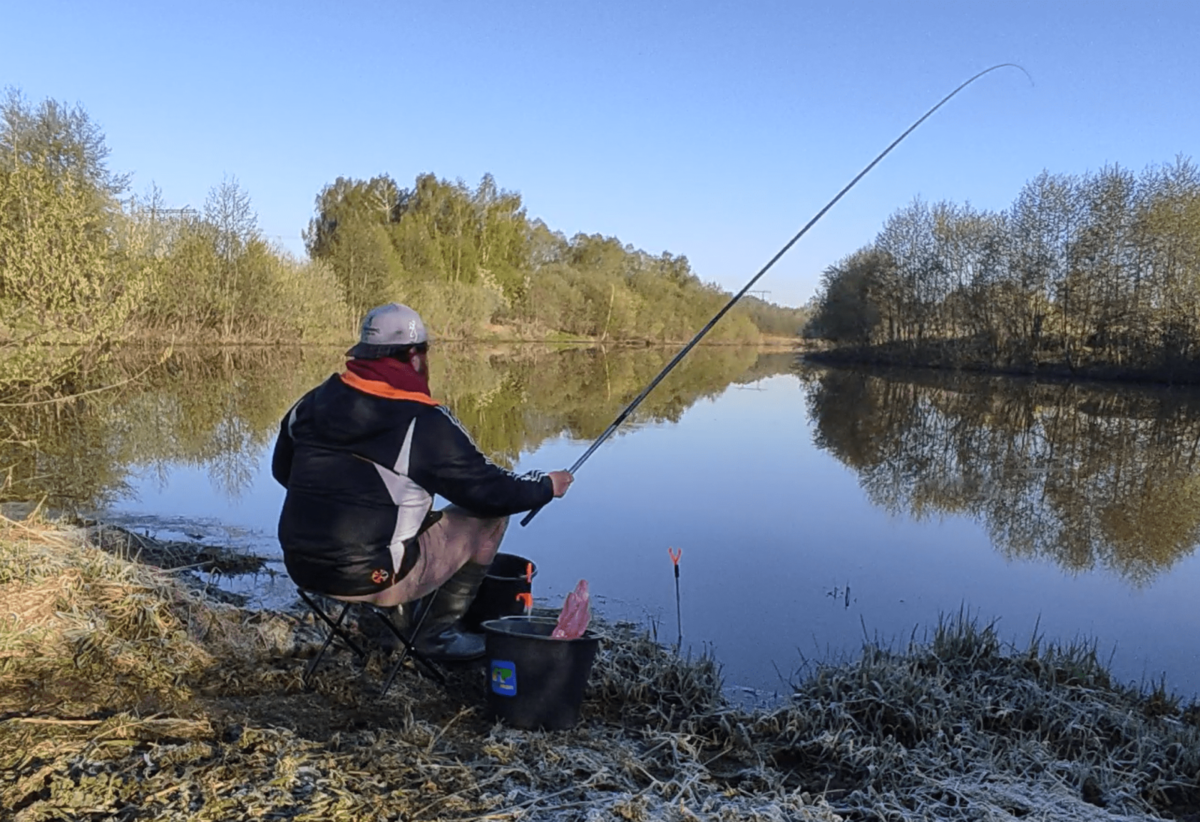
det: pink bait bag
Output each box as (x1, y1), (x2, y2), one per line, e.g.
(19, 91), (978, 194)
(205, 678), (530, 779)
(552, 579), (591, 639)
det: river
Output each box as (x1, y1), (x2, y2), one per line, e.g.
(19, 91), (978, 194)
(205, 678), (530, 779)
(7, 344), (1198, 702)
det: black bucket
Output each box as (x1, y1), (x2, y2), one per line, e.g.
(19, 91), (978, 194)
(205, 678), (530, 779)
(464, 553), (537, 630)
(482, 616), (600, 730)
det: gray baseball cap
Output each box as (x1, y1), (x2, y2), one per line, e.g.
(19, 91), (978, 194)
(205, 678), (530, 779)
(346, 303), (429, 359)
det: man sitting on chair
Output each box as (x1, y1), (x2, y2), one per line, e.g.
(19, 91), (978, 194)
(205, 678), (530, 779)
(271, 303), (573, 661)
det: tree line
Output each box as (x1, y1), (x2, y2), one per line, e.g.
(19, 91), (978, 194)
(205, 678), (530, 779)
(304, 173), (807, 343)
(806, 157), (1200, 381)
(0, 89), (806, 394)
(0, 91), (346, 387)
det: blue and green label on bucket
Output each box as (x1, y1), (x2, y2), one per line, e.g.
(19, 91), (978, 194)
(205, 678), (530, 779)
(490, 660), (517, 697)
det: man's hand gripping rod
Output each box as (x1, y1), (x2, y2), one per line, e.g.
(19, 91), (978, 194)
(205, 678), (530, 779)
(521, 63), (1028, 527)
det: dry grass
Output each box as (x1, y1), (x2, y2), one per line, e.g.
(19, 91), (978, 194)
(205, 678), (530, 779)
(2, 516), (1198, 821)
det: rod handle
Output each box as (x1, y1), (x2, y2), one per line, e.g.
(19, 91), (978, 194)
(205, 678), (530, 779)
(520, 505), (542, 527)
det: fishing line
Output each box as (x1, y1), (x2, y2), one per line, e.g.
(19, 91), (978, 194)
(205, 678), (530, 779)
(522, 63), (1029, 527)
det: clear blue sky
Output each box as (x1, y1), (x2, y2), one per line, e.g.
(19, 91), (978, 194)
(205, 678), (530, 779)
(4, 1), (1196, 307)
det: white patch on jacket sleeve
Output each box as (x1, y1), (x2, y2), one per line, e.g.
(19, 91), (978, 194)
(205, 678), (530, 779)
(373, 419), (432, 574)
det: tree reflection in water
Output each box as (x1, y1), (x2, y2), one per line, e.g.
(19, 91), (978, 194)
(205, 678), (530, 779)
(802, 365), (1200, 584)
(1, 345), (793, 512)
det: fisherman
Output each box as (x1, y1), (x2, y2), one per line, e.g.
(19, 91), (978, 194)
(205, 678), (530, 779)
(271, 302), (573, 661)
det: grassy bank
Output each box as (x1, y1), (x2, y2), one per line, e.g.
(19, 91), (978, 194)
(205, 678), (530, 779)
(804, 340), (1200, 387)
(460, 326), (803, 347)
(2, 516), (1199, 821)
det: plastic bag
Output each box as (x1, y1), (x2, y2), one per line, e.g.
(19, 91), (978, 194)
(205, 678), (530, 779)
(552, 579), (590, 639)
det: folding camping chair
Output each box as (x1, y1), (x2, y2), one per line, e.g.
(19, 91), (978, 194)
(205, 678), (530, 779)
(297, 588), (447, 695)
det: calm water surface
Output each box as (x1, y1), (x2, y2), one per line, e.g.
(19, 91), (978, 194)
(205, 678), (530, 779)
(38, 346), (1198, 701)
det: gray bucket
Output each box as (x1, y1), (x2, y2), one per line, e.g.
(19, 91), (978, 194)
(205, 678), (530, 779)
(464, 553), (537, 630)
(482, 616), (600, 730)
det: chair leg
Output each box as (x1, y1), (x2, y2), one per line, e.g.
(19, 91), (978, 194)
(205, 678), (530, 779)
(377, 594), (448, 695)
(298, 590), (366, 689)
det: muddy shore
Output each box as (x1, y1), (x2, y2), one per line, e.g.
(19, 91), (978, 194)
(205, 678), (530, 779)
(2, 514), (1198, 821)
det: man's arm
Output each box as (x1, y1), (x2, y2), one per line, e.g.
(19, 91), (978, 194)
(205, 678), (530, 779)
(413, 406), (556, 516)
(271, 404), (298, 488)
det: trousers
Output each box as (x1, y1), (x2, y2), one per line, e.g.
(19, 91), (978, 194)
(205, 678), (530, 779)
(333, 505), (507, 608)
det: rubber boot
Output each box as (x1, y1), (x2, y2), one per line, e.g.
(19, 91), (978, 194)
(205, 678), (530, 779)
(360, 602), (412, 654)
(412, 561), (490, 661)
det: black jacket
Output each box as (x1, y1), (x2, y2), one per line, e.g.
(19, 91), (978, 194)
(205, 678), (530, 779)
(272, 374), (553, 596)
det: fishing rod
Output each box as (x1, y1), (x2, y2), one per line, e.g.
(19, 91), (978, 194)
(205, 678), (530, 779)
(522, 63), (1027, 528)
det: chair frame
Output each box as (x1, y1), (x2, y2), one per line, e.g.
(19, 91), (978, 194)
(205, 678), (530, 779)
(297, 588), (447, 695)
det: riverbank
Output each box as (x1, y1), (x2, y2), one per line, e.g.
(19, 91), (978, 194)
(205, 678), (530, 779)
(103, 327), (805, 348)
(3, 515), (1198, 820)
(804, 342), (1200, 387)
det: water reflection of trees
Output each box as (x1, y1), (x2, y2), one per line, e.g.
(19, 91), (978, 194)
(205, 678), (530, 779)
(803, 366), (1200, 583)
(1, 345), (792, 510)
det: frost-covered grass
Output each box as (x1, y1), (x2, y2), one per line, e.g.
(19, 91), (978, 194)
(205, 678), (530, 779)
(2, 515), (1197, 821)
